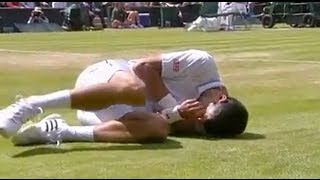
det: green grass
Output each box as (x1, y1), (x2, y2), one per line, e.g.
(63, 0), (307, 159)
(0, 27), (320, 178)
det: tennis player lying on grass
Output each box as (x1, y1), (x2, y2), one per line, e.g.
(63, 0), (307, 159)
(0, 49), (249, 145)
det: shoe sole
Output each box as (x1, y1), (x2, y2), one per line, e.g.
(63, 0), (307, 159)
(11, 124), (39, 146)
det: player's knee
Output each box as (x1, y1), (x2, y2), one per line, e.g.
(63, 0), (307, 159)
(155, 120), (169, 139)
(146, 117), (169, 143)
(123, 78), (146, 103)
(128, 79), (146, 95)
(132, 61), (146, 75)
(132, 61), (155, 80)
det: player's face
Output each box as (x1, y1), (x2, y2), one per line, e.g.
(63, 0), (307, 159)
(193, 103), (218, 135)
(193, 96), (227, 135)
(201, 95), (228, 122)
(198, 87), (226, 107)
(198, 102), (216, 123)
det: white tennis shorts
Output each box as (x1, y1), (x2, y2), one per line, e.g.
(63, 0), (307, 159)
(74, 60), (136, 126)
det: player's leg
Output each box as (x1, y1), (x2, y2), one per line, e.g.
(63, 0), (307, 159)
(74, 104), (169, 143)
(0, 60), (146, 138)
(11, 111), (169, 146)
(131, 55), (183, 114)
(132, 57), (169, 102)
(93, 111), (169, 143)
(70, 71), (146, 111)
(29, 61), (146, 110)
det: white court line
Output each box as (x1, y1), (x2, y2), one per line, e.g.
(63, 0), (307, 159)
(1, 48), (320, 65)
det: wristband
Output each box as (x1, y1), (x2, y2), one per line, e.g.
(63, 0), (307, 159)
(158, 94), (178, 109)
(161, 105), (182, 124)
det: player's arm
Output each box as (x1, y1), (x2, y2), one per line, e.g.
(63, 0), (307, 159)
(94, 110), (170, 143)
(131, 54), (167, 102)
(131, 52), (195, 103)
(132, 51), (198, 82)
(160, 98), (206, 123)
(132, 54), (206, 121)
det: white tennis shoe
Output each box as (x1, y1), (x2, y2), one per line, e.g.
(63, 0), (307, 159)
(0, 97), (43, 138)
(11, 113), (68, 146)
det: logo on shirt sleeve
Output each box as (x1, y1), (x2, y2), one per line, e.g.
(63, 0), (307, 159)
(173, 59), (180, 72)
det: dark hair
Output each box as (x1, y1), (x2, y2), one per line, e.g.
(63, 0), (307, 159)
(203, 97), (249, 137)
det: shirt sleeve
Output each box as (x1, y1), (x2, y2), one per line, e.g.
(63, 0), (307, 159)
(161, 50), (225, 94)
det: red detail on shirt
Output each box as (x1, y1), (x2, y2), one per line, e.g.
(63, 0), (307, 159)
(173, 59), (180, 72)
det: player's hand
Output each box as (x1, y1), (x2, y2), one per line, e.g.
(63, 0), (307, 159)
(178, 99), (206, 121)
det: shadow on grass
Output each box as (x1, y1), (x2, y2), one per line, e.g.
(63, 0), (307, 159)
(171, 132), (266, 141)
(11, 138), (182, 158)
(11, 133), (265, 158)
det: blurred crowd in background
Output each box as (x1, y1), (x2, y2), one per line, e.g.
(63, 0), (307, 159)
(0, 2), (268, 32)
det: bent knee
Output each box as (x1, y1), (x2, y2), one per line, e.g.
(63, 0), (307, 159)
(124, 78), (146, 100)
(128, 79), (146, 92)
(109, 71), (146, 104)
(132, 61), (154, 79)
(146, 117), (169, 142)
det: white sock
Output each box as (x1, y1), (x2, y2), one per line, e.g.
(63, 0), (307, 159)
(26, 90), (71, 109)
(62, 126), (95, 142)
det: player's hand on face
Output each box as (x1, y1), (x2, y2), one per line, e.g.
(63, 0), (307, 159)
(178, 99), (206, 121)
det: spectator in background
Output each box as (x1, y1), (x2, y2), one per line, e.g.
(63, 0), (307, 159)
(52, 2), (67, 9)
(178, 2), (203, 24)
(21, 2), (36, 8)
(80, 2), (106, 29)
(147, 2), (161, 7)
(6, 2), (24, 8)
(101, 2), (112, 17)
(111, 2), (128, 28)
(130, 2), (146, 7)
(27, 6), (49, 24)
(111, 2), (143, 29)
(161, 2), (183, 7)
(160, 2), (185, 27)
(124, 2), (143, 28)
(220, 2), (249, 31)
(0, 2), (8, 7)
(61, 3), (82, 31)
(34, 2), (49, 7)
(101, 2), (112, 6)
